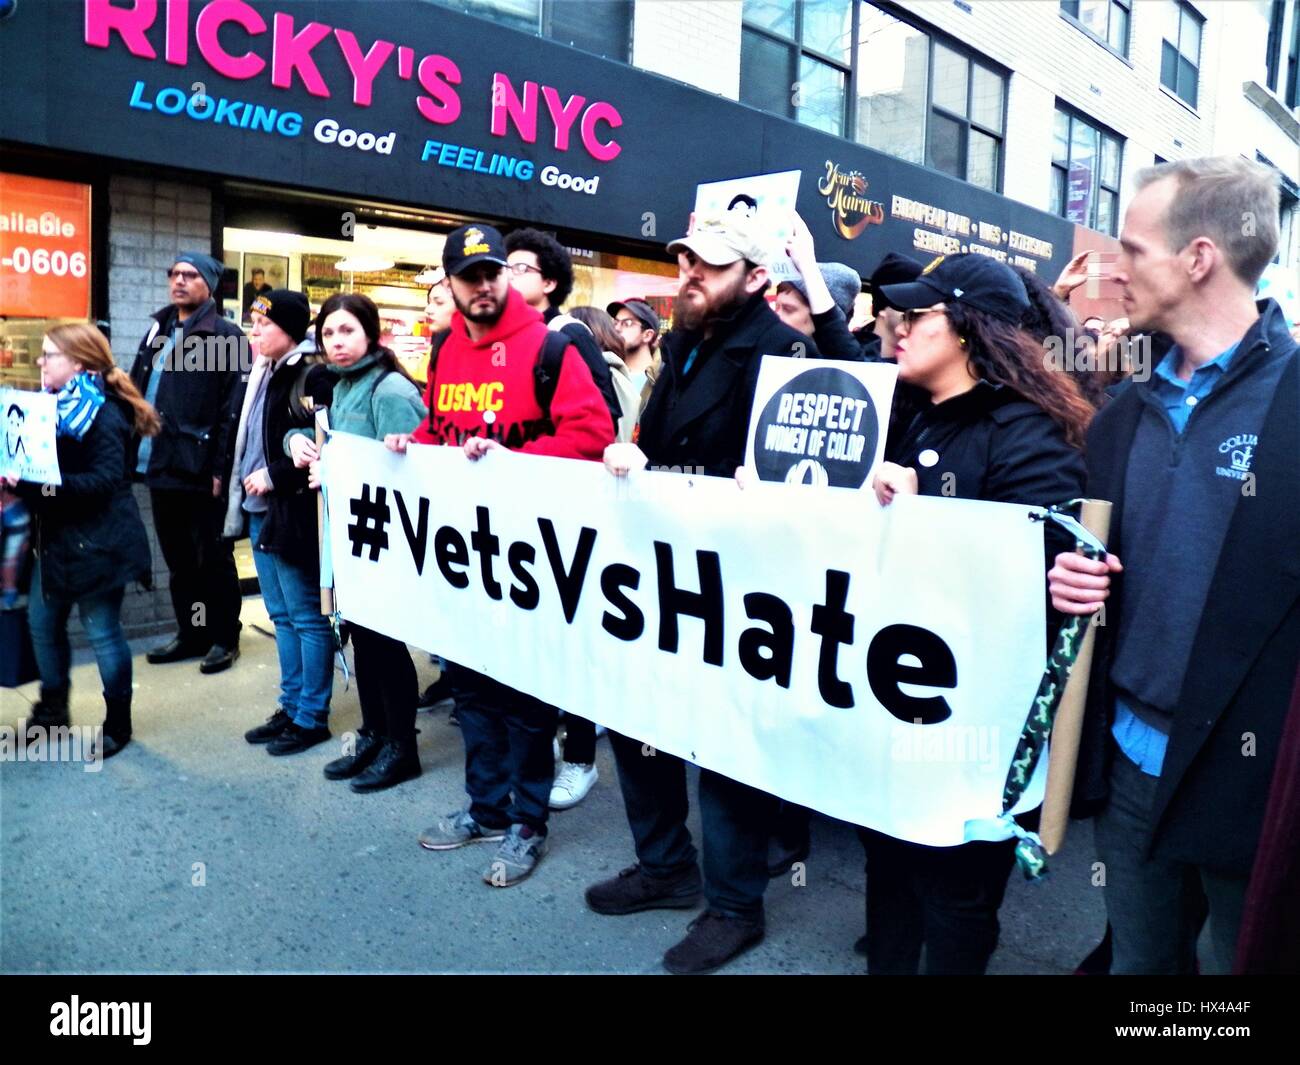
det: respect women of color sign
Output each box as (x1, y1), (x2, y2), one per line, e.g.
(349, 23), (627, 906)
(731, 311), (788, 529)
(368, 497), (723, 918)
(324, 435), (1049, 845)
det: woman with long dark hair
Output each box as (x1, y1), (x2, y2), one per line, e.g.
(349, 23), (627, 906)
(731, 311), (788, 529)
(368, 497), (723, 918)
(864, 254), (1091, 974)
(288, 293), (427, 789)
(4, 323), (159, 758)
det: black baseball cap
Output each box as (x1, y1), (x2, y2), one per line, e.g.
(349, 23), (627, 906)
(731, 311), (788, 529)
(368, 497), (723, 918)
(879, 253), (1030, 324)
(866, 252), (924, 312)
(443, 223), (508, 277)
(607, 298), (660, 335)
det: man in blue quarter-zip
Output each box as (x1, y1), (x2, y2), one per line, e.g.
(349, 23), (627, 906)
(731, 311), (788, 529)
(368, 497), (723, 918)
(1049, 156), (1300, 975)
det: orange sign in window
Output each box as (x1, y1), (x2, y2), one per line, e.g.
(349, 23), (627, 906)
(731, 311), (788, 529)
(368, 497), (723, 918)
(0, 174), (92, 319)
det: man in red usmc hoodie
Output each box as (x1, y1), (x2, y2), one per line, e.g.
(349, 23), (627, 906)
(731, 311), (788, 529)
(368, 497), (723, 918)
(386, 223), (613, 887)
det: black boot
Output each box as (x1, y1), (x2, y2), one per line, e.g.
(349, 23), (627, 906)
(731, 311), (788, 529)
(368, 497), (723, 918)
(322, 728), (385, 780)
(350, 737), (421, 793)
(30, 685), (70, 729)
(99, 694), (133, 759)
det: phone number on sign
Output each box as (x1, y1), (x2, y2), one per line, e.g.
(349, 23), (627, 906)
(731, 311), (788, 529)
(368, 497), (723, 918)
(1, 247), (88, 278)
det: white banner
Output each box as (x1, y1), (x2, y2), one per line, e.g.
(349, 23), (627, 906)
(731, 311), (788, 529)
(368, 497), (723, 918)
(323, 434), (1048, 846)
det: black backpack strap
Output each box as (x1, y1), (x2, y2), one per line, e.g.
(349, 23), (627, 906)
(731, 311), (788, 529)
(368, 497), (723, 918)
(425, 330), (449, 418)
(533, 329), (572, 420)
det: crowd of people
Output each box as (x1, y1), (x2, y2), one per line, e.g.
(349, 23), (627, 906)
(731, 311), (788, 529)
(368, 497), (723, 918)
(3, 155), (1298, 976)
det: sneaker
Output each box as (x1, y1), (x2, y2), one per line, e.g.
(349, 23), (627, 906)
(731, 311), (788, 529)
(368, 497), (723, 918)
(245, 709), (292, 745)
(585, 863), (702, 915)
(482, 824), (547, 887)
(418, 809), (508, 851)
(549, 762), (598, 810)
(266, 722), (331, 756)
(662, 910), (765, 975)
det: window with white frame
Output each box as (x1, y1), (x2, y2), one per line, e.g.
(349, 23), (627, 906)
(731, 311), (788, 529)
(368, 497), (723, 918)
(1160, 1), (1203, 108)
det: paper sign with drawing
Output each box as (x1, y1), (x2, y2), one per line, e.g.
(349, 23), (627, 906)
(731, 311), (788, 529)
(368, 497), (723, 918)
(1, 389), (62, 486)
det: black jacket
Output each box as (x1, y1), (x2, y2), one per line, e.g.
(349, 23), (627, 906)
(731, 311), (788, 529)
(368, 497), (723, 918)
(254, 351), (327, 561)
(889, 381), (1086, 507)
(130, 299), (247, 492)
(1071, 301), (1300, 875)
(639, 293), (819, 476)
(15, 396), (151, 602)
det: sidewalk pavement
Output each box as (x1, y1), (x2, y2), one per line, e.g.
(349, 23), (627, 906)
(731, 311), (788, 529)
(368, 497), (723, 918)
(1, 597), (1105, 974)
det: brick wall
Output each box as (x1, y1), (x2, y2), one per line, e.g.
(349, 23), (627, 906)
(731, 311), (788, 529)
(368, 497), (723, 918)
(632, 0), (743, 98)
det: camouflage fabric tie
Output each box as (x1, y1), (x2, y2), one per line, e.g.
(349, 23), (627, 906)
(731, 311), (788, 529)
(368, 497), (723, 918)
(1000, 501), (1107, 881)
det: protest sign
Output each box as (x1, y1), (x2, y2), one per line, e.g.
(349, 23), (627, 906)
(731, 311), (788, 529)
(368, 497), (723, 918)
(324, 434), (1050, 845)
(744, 357), (897, 489)
(0, 389), (61, 486)
(693, 171), (801, 281)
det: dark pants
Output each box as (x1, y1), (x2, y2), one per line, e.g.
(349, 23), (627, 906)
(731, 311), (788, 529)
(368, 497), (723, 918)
(608, 731), (777, 921)
(1095, 750), (1248, 975)
(349, 624), (417, 742)
(449, 664), (559, 834)
(860, 827), (1019, 975)
(560, 713), (597, 764)
(150, 488), (241, 649)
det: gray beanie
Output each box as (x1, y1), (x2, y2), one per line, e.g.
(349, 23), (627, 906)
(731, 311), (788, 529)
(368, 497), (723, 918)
(173, 251), (225, 296)
(782, 262), (862, 319)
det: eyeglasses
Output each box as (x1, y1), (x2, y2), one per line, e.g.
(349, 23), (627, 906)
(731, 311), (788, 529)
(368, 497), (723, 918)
(166, 268), (203, 282)
(898, 306), (947, 333)
(507, 262), (543, 276)
(614, 316), (643, 328)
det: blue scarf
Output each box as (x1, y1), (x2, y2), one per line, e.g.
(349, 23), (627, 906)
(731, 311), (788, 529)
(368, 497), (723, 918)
(54, 371), (106, 440)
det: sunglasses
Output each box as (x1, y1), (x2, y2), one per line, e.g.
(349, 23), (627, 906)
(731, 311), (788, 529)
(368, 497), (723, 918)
(898, 305), (948, 332)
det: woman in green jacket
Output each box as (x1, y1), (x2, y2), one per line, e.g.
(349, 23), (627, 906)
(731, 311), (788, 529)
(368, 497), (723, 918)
(290, 293), (427, 791)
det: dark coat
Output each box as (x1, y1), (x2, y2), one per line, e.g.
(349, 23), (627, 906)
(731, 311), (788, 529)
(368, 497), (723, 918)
(254, 352), (327, 562)
(15, 396), (151, 602)
(1071, 301), (1300, 876)
(130, 299), (247, 492)
(639, 293), (820, 477)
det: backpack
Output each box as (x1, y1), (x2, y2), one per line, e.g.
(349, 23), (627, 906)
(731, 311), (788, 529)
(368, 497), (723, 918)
(424, 327), (621, 431)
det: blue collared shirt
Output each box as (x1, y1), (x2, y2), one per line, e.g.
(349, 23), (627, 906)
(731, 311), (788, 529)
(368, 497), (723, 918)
(1112, 340), (1239, 775)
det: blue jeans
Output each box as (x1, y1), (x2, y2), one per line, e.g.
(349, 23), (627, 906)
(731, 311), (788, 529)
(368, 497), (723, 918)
(248, 513), (334, 729)
(27, 561), (131, 699)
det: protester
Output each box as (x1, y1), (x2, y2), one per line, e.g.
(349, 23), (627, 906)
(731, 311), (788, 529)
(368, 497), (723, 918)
(386, 223), (614, 885)
(865, 253), (1091, 975)
(131, 251), (246, 675)
(1050, 156), (1300, 976)
(7, 324), (160, 758)
(288, 293), (427, 785)
(608, 297), (663, 416)
(220, 290), (339, 762)
(504, 226), (623, 435)
(415, 272), (454, 391)
(0, 485), (29, 610)
(569, 306), (639, 444)
(592, 212), (819, 974)
(863, 252), (925, 360)
(774, 212), (865, 361)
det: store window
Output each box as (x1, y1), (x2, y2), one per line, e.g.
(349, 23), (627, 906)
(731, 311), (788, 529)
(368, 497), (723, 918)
(427, 0), (632, 62)
(1052, 107), (1123, 236)
(1161, 1), (1203, 108)
(0, 172), (93, 390)
(740, 0), (854, 136)
(1060, 0), (1131, 56)
(856, 4), (1005, 191)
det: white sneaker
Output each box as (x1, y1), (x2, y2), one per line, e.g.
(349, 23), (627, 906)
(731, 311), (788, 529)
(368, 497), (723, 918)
(549, 762), (598, 810)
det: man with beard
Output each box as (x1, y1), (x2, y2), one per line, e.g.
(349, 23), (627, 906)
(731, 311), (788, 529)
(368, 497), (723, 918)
(588, 213), (820, 974)
(387, 223), (612, 887)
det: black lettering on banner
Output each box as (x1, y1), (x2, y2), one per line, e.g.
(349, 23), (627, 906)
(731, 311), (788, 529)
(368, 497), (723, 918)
(538, 518), (597, 624)
(434, 525), (470, 589)
(600, 563), (645, 641)
(470, 506), (503, 601)
(507, 541), (540, 609)
(811, 569), (856, 708)
(393, 490), (429, 575)
(654, 541), (724, 666)
(867, 624), (957, 724)
(739, 592), (795, 688)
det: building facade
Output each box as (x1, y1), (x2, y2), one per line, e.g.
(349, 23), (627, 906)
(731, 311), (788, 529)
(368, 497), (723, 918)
(1, 0), (1295, 637)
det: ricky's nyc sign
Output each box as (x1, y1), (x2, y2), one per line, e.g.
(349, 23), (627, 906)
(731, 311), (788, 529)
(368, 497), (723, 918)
(818, 161), (885, 240)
